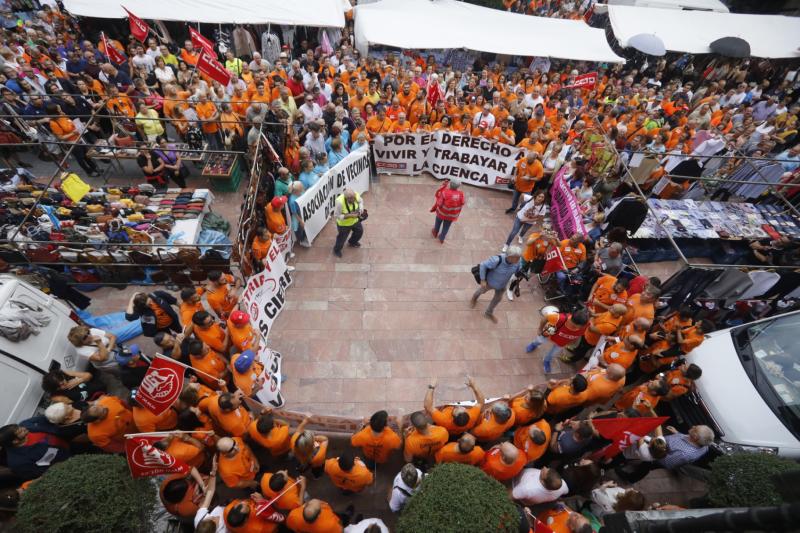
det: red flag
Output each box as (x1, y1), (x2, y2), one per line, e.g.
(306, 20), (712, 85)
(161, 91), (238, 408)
(122, 6), (149, 42)
(565, 72), (598, 90)
(197, 48), (231, 87)
(540, 245), (567, 275)
(101, 32), (126, 65)
(125, 436), (189, 478)
(136, 355), (185, 416)
(426, 78), (443, 107)
(533, 517), (555, 533)
(590, 416), (669, 460)
(254, 500), (286, 522)
(189, 26), (216, 57)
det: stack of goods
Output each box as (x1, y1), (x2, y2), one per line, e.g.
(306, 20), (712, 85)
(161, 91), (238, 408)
(203, 154), (242, 192)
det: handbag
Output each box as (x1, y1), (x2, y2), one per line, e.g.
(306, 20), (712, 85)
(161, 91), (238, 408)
(25, 246), (61, 263)
(471, 255), (500, 284)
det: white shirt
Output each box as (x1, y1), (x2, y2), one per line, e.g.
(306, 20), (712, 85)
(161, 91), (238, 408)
(524, 94), (544, 110)
(389, 469), (423, 512)
(472, 111), (495, 129)
(590, 486), (626, 516)
(75, 328), (116, 370)
(194, 506), (229, 533)
(622, 435), (666, 462)
(154, 66), (176, 85)
(299, 102), (322, 125)
(517, 200), (548, 224)
(131, 53), (155, 74)
(510, 468), (569, 505)
(145, 47), (162, 60)
(344, 518), (389, 533)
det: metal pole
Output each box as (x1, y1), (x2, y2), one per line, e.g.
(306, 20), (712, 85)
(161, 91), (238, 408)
(623, 148), (800, 164)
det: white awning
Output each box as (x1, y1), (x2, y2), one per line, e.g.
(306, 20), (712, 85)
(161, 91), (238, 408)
(608, 5), (800, 58)
(61, 0), (346, 27)
(354, 0), (625, 64)
(605, 0), (728, 12)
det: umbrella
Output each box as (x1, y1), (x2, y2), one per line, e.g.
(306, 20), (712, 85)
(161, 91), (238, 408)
(627, 33), (666, 56)
(710, 36), (751, 58)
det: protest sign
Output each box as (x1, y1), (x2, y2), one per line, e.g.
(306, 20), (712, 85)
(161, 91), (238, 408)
(125, 436), (189, 478)
(373, 131), (524, 190)
(565, 72), (598, 89)
(295, 145), (370, 243)
(549, 166), (586, 239)
(590, 416), (670, 460)
(254, 349), (284, 408)
(136, 355), (185, 416)
(240, 240), (293, 342)
(197, 48), (231, 87)
(122, 7), (149, 42)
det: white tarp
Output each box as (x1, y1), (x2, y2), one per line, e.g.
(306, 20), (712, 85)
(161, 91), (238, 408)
(608, 5), (800, 58)
(61, 0), (346, 27)
(354, 0), (624, 64)
(605, 0), (728, 12)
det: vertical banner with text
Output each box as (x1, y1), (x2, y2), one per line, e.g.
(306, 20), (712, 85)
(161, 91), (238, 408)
(549, 166), (587, 239)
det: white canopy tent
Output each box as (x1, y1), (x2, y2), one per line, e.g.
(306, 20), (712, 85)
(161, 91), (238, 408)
(61, 0), (346, 27)
(603, 0), (728, 12)
(607, 5), (800, 58)
(354, 0), (625, 64)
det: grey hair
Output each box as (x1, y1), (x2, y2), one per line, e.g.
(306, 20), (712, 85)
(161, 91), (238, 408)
(448, 180), (461, 190)
(609, 242), (623, 252)
(400, 463), (419, 487)
(692, 425), (715, 446)
(506, 245), (522, 258)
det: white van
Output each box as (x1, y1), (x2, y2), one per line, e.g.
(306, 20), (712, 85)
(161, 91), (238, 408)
(673, 310), (800, 458)
(0, 274), (84, 426)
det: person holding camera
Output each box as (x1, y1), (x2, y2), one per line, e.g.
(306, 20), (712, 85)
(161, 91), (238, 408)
(333, 187), (366, 258)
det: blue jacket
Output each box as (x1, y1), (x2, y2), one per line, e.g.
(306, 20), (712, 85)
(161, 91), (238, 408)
(479, 254), (521, 290)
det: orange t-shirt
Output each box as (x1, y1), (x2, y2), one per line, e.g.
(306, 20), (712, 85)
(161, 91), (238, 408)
(471, 410), (516, 442)
(166, 438), (205, 468)
(517, 138), (545, 155)
(133, 406), (177, 433)
(206, 280), (236, 319)
(545, 385), (588, 414)
(614, 384), (660, 415)
(218, 438), (257, 488)
(179, 291), (204, 328)
(195, 101), (219, 134)
(228, 322), (258, 352)
(148, 301), (174, 329)
(286, 502), (342, 533)
(49, 117), (79, 141)
(666, 369), (692, 398)
(434, 442), (486, 465)
(194, 322), (228, 353)
(160, 475), (202, 519)
(514, 158), (544, 193)
(207, 397), (251, 437)
(265, 204), (287, 234)
(523, 233), (550, 262)
(623, 293), (655, 325)
(513, 419), (551, 462)
(537, 508), (571, 533)
(584, 311), (623, 346)
(559, 239), (587, 269)
(584, 368), (625, 404)
(290, 433), (328, 468)
(324, 458), (374, 492)
(190, 349), (228, 386)
(479, 447), (526, 481)
(591, 275), (628, 312)
(251, 236), (272, 262)
(366, 115), (393, 134)
(223, 499), (279, 533)
(680, 325), (704, 353)
(404, 425), (449, 460)
(87, 395), (135, 453)
(248, 420), (291, 456)
(390, 120), (412, 133)
(510, 396), (544, 426)
(230, 353), (264, 397)
(260, 473), (302, 511)
(602, 340), (638, 370)
(350, 426), (402, 463)
(430, 405), (481, 435)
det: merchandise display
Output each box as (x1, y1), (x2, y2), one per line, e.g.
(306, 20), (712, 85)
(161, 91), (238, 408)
(202, 154), (238, 177)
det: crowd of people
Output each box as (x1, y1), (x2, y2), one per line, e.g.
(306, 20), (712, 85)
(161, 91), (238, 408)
(0, 1), (799, 533)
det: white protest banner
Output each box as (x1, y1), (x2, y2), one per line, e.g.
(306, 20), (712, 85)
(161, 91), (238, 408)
(241, 239), (292, 343)
(373, 131), (524, 190)
(255, 348), (284, 408)
(295, 145), (370, 243)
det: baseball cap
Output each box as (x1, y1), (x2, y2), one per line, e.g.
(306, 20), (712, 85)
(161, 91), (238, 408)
(271, 196), (287, 209)
(230, 310), (249, 326)
(234, 350), (255, 373)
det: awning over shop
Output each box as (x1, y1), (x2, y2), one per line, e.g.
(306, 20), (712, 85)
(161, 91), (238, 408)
(354, 0), (625, 64)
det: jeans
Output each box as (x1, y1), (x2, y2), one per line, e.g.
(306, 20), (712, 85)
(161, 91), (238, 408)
(205, 131), (221, 150)
(505, 218), (532, 246)
(472, 285), (504, 315)
(73, 144), (98, 174)
(530, 336), (562, 366)
(509, 190), (522, 210)
(433, 216), (453, 241)
(334, 221), (363, 253)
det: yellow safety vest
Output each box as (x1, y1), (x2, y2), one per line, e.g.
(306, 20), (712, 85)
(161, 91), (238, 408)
(336, 192), (361, 227)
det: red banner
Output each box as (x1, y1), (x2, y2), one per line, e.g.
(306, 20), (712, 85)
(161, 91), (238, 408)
(590, 416), (669, 460)
(137, 356), (185, 416)
(540, 245), (566, 275)
(426, 79), (443, 108)
(189, 26), (216, 57)
(197, 48), (231, 87)
(101, 32), (126, 65)
(122, 6), (149, 42)
(255, 500), (286, 522)
(565, 72), (598, 90)
(125, 436), (189, 478)
(548, 166), (586, 240)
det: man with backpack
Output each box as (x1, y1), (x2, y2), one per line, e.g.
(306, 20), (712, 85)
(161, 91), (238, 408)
(430, 179), (465, 243)
(470, 247), (522, 323)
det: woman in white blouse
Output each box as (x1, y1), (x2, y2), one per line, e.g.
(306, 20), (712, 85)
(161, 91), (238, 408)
(153, 56), (176, 87)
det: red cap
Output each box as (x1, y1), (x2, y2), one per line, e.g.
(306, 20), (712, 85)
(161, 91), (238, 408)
(271, 196), (287, 209)
(229, 310), (249, 326)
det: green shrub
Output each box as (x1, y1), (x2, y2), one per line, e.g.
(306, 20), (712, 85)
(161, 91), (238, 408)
(16, 454), (158, 533)
(398, 463), (519, 533)
(708, 452), (799, 507)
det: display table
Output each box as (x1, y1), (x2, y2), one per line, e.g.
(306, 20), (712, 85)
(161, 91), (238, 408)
(203, 154), (242, 192)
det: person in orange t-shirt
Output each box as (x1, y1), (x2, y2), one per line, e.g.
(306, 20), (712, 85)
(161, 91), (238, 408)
(208, 390), (252, 437)
(195, 93), (219, 135)
(291, 416), (329, 476)
(510, 387), (547, 426)
(206, 271), (239, 319)
(157, 433), (207, 468)
(588, 274), (629, 313)
(83, 395), (136, 453)
(350, 410), (402, 465)
(545, 374), (589, 415)
(568, 304), (627, 363)
(600, 336), (642, 371)
(189, 311), (230, 354)
(160, 473), (204, 520)
(614, 378), (670, 415)
(480, 442), (526, 482)
(324, 452), (374, 493)
(435, 433), (485, 465)
(424, 377), (484, 435)
(678, 321), (711, 354)
(249, 411), (292, 456)
(132, 395), (178, 433)
(390, 112), (412, 132)
(227, 310), (259, 353)
(178, 287), (205, 331)
(188, 339), (229, 387)
(366, 107), (393, 135)
(230, 350), (265, 397)
(513, 419), (551, 462)
(622, 289), (658, 326)
(664, 362), (703, 400)
(471, 401), (516, 442)
(537, 504), (591, 533)
(517, 131), (545, 155)
(507, 152), (543, 212)
(261, 471), (306, 512)
(217, 436), (259, 489)
(583, 364), (627, 406)
(251, 227), (272, 264)
(286, 499), (343, 533)
(403, 411), (449, 462)
(224, 494), (279, 533)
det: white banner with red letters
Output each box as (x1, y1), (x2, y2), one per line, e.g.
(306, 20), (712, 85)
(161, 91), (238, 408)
(372, 131), (524, 191)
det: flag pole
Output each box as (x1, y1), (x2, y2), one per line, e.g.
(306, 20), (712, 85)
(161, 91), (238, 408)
(152, 352), (221, 383)
(255, 479), (302, 516)
(125, 430), (215, 438)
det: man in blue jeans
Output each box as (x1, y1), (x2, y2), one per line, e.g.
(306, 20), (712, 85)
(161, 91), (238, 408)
(470, 247), (522, 323)
(525, 309), (589, 373)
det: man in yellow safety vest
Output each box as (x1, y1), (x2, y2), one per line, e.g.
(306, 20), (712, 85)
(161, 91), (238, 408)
(333, 188), (365, 258)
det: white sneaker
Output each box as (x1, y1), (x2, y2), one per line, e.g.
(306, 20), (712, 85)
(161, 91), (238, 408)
(517, 236), (524, 245)
(299, 241), (312, 248)
(288, 252), (296, 259)
(287, 266), (296, 272)
(501, 244), (508, 253)
(506, 287), (515, 301)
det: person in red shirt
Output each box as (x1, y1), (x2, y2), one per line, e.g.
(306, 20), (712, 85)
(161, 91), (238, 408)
(431, 179), (466, 244)
(526, 308), (589, 373)
(480, 442), (526, 482)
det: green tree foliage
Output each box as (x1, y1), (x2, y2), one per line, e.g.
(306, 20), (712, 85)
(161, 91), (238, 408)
(708, 452), (799, 507)
(16, 454), (158, 533)
(398, 463), (520, 533)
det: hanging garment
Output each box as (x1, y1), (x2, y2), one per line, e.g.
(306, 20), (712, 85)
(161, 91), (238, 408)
(261, 31), (281, 64)
(232, 26), (258, 58)
(280, 25), (295, 52)
(661, 267), (720, 312)
(739, 271), (782, 300)
(763, 271), (800, 300)
(731, 162), (784, 200)
(702, 269), (753, 304)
